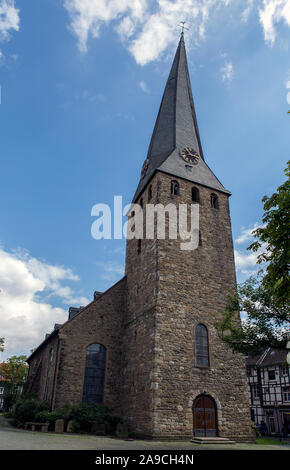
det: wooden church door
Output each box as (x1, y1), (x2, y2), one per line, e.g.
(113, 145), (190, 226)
(193, 395), (217, 437)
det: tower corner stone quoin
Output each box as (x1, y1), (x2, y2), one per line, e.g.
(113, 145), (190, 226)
(26, 35), (255, 442)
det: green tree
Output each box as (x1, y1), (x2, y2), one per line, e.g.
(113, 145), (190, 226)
(216, 161), (290, 355)
(0, 355), (28, 395)
(0, 338), (4, 352)
(249, 161), (290, 308)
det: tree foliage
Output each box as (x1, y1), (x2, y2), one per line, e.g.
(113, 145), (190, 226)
(0, 355), (28, 393)
(0, 337), (4, 352)
(216, 277), (289, 356)
(216, 161), (290, 355)
(248, 160), (290, 308)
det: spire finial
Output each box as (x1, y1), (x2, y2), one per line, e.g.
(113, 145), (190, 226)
(178, 21), (189, 36)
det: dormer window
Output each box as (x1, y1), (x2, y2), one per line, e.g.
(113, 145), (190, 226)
(171, 180), (179, 196)
(210, 193), (218, 209)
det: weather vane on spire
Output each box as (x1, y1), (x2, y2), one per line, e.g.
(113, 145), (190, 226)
(178, 21), (189, 36)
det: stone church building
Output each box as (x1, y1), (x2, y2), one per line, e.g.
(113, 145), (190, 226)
(26, 36), (253, 441)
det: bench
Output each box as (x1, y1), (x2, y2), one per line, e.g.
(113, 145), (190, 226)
(24, 422), (49, 432)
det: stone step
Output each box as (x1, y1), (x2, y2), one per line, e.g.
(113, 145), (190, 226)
(191, 437), (236, 445)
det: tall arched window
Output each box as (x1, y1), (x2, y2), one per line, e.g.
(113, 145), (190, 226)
(192, 187), (200, 203)
(210, 193), (218, 209)
(195, 324), (209, 367)
(171, 180), (179, 196)
(82, 343), (106, 404)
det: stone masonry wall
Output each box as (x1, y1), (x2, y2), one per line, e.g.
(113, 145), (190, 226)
(151, 171), (253, 440)
(123, 170), (254, 440)
(53, 277), (127, 415)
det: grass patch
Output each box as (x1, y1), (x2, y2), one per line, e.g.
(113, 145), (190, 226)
(256, 438), (288, 446)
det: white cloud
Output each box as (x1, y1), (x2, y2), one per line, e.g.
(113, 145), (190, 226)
(221, 61), (234, 82)
(0, 246), (89, 358)
(287, 79), (290, 104)
(242, 0), (255, 22)
(96, 260), (124, 283)
(259, 0), (290, 45)
(234, 249), (260, 270)
(0, 0), (20, 59)
(235, 223), (262, 245)
(63, 0), (290, 65)
(63, 0), (233, 65)
(138, 80), (149, 93)
(234, 223), (267, 275)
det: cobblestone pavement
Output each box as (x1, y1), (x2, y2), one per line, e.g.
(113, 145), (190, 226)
(0, 425), (289, 451)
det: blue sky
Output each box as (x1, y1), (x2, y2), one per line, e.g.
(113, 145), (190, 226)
(0, 0), (289, 359)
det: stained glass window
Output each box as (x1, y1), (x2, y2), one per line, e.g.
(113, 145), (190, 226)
(82, 344), (106, 404)
(195, 324), (209, 367)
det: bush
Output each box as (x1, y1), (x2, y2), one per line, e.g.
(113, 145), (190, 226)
(3, 393), (18, 411)
(11, 397), (49, 427)
(71, 419), (81, 433)
(36, 405), (72, 431)
(69, 403), (121, 434)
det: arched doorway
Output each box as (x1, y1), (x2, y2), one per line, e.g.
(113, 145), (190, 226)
(193, 395), (217, 437)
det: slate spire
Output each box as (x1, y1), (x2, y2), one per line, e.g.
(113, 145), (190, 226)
(147, 33), (204, 164)
(133, 35), (229, 202)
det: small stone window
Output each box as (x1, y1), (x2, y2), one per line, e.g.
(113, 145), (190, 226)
(192, 187), (200, 203)
(137, 239), (141, 255)
(199, 231), (202, 247)
(210, 193), (218, 209)
(171, 180), (179, 196)
(195, 324), (209, 367)
(140, 198), (143, 208)
(82, 344), (106, 404)
(148, 185), (152, 202)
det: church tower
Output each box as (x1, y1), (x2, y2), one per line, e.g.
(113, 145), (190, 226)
(122, 35), (253, 441)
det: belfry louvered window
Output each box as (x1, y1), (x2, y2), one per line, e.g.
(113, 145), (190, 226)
(171, 180), (179, 196)
(195, 324), (209, 367)
(82, 344), (106, 404)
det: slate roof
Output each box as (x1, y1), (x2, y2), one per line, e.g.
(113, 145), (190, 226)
(246, 348), (288, 367)
(133, 34), (230, 202)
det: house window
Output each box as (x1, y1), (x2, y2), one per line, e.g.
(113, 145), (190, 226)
(268, 370), (276, 381)
(192, 187), (200, 203)
(252, 384), (260, 399)
(140, 198), (143, 208)
(280, 366), (289, 377)
(171, 180), (179, 196)
(195, 324), (209, 367)
(82, 344), (106, 404)
(282, 387), (290, 402)
(148, 185), (152, 202)
(210, 193), (218, 209)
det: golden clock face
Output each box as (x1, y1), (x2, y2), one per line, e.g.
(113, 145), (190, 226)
(182, 147), (199, 165)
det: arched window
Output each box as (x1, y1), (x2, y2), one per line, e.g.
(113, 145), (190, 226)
(195, 324), (209, 367)
(210, 193), (218, 209)
(148, 185), (152, 202)
(192, 187), (200, 203)
(171, 180), (179, 196)
(82, 343), (106, 404)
